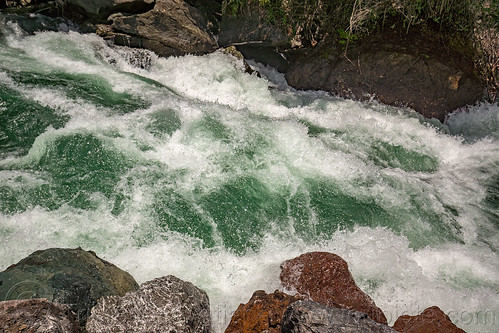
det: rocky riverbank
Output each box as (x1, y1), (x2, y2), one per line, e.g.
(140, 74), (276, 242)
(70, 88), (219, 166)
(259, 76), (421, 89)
(0, 248), (466, 332)
(1, 0), (496, 122)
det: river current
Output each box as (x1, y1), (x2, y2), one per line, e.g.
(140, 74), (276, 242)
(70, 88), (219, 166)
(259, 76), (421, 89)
(0, 15), (498, 332)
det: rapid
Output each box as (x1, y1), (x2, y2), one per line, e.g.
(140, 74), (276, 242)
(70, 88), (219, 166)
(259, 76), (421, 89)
(0, 15), (498, 332)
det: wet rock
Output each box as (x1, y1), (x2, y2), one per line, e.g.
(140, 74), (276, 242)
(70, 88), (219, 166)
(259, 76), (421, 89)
(225, 290), (303, 333)
(280, 251), (387, 324)
(0, 12), (74, 34)
(108, 0), (217, 57)
(285, 33), (483, 122)
(0, 247), (139, 327)
(392, 306), (465, 333)
(221, 45), (257, 75)
(60, 0), (155, 21)
(282, 300), (398, 333)
(86, 275), (212, 333)
(0, 298), (80, 333)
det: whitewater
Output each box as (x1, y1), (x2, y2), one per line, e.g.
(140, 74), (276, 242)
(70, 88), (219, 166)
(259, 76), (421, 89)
(0, 15), (498, 332)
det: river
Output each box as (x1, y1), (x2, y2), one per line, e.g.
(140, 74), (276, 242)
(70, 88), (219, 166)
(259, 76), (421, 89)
(0, 15), (498, 332)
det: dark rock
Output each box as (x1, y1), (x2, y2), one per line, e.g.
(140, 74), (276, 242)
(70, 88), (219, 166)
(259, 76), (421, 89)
(60, 0), (155, 21)
(86, 275), (212, 333)
(280, 252), (387, 324)
(282, 300), (398, 333)
(0, 298), (80, 333)
(218, 5), (288, 48)
(108, 0), (217, 57)
(0, 247), (139, 327)
(1, 0), (50, 9)
(225, 290), (303, 333)
(285, 33), (483, 122)
(183, 0), (220, 35)
(218, 5), (290, 73)
(0, 13), (74, 34)
(236, 44), (290, 74)
(392, 306), (465, 333)
(0, 0), (58, 16)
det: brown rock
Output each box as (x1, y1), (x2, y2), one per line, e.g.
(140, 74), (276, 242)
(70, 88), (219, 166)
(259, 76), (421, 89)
(109, 0), (218, 57)
(448, 71), (464, 91)
(285, 32), (483, 122)
(392, 306), (465, 333)
(225, 290), (303, 333)
(0, 298), (80, 333)
(280, 251), (387, 324)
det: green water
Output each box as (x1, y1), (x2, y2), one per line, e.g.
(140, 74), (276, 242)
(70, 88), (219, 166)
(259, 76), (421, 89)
(0, 83), (68, 156)
(0, 64), (488, 251)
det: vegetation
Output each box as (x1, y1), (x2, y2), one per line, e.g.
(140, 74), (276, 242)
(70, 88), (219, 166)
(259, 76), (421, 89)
(223, 0), (476, 42)
(473, 1), (498, 101)
(222, 0), (498, 101)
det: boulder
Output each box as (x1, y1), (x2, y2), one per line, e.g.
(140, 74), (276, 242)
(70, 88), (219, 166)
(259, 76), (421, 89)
(280, 252), (387, 324)
(285, 32), (483, 122)
(59, 0), (155, 21)
(0, 247), (139, 327)
(225, 290), (303, 333)
(107, 0), (217, 57)
(392, 306), (465, 333)
(0, 298), (80, 333)
(86, 275), (212, 333)
(282, 300), (398, 333)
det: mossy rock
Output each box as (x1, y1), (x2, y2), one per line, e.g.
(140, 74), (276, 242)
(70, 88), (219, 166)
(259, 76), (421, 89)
(0, 248), (139, 327)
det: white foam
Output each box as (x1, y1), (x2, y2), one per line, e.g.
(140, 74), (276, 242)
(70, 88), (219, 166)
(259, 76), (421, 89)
(148, 51), (275, 111)
(447, 103), (499, 141)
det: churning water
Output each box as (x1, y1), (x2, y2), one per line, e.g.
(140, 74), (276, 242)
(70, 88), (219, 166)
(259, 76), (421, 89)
(0, 15), (498, 332)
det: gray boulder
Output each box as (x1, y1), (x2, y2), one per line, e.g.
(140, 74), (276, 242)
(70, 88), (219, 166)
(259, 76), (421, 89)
(0, 298), (80, 333)
(282, 300), (398, 333)
(108, 0), (217, 57)
(0, 248), (139, 327)
(86, 275), (212, 333)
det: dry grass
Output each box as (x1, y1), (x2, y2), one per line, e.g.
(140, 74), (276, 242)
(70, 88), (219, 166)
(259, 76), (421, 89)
(222, 0), (476, 40)
(473, 1), (498, 102)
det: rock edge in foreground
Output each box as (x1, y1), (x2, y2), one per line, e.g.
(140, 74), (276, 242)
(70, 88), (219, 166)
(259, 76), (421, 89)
(86, 275), (212, 333)
(0, 248), (468, 333)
